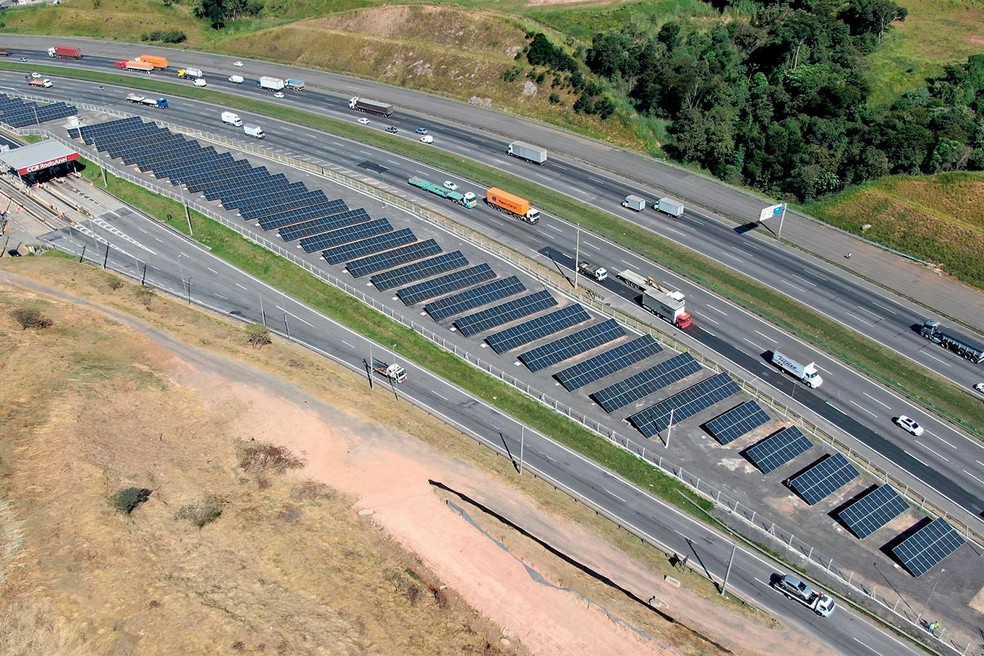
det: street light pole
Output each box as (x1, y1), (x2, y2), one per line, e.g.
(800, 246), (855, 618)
(777, 203), (787, 239)
(721, 542), (737, 596)
(664, 408), (674, 448)
(573, 224), (580, 290)
(519, 425), (525, 474)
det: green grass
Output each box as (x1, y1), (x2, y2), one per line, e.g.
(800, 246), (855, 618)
(526, 0), (717, 42)
(74, 154), (712, 517)
(17, 59), (984, 441)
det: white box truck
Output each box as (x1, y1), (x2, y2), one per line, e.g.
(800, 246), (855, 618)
(774, 574), (835, 618)
(228, 74), (244, 84)
(258, 76), (285, 91)
(507, 141), (548, 165)
(578, 261), (608, 281)
(622, 195), (646, 211)
(221, 111), (243, 127)
(656, 197), (685, 218)
(771, 349), (823, 388)
(243, 123), (265, 139)
(642, 287), (691, 329)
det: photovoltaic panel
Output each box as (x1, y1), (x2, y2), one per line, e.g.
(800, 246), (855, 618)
(322, 229), (417, 265)
(297, 219), (392, 252)
(426, 276), (526, 322)
(278, 208), (370, 241)
(554, 335), (663, 392)
(371, 252), (468, 292)
(892, 518), (965, 577)
(519, 320), (625, 372)
(346, 240), (442, 278)
(485, 304), (591, 353)
(454, 291), (557, 338)
(838, 485), (909, 539)
(745, 426), (814, 474)
(788, 454), (860, 505)
(705, 401), (771, 445)
(397, 264), (496, 306)
(592, 353), (701, 413)
(629, 373), (741, 438)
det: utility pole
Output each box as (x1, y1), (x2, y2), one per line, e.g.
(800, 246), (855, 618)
(776, 203), (787, 239)
(573, 224), (580, 290)
(665, 408), (674, 448)
(721, 542), (737, 596)
(519, 425), (525, 474)
(182, 187), (193, 236)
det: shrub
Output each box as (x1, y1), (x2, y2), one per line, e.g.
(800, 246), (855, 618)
(175, 495), (224, 528)
(549, 92), (561, 104)
(12, 307), (53, 330)
(245, 324), (271, 347)
(236, 439), (305, 475)
(141, 29), (187, 43)
(111, 487), (152, 515)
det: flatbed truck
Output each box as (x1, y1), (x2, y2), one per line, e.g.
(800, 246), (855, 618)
(408, 176), (477, 208)
(371, 359), (407, 383)
(919, 319), (983, 364)
(774, 574), (835, 618)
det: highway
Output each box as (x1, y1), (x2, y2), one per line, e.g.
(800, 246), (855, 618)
(8, 70), (982, 528)
(35, 195), (931, 656)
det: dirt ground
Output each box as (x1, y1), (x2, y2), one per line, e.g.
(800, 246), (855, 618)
(0, 257), (827, 655)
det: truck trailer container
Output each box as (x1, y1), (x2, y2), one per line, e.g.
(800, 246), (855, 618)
(243, 124), (265, 139)
(371, 359), (407, 383)
(578, 261), (608, 281)
(221, 111), (243, 127)
(656, 197), (685, 217)
(285, 79), (305, 90)
(177, 68), (203, 79)
(919, 319), (984, 363)
(485, 188), (540, 224)
(136, 55), (168, 69)
(622, 195), (646, 211)
(116, 60), (154, 72)
(771, 349), (823, 388)
(348, 97), (395, 117)
(257, 76), (285, 91)
(774, 574), (835, 618)
(408, 177), (477, 208)
(507, 141), (548, 165)
(47, 46), (82, 60)
(641, 287), (691, 329)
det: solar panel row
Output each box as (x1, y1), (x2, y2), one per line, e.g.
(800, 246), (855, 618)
(553, 335), (663, 392)
(787, 453), (859, 505)
(1, 94), (77, 128)
(454, 291), (558, 338)
(371, 251), (468, 292)
(592, 353), (701, 413)
(485, 304), (591, 354)
(629, 373), (740, 438)
(426, 276), (526, 322)
(322, 228), (416, 265)
(347, 240), (443, 278)
(519, 319), (625, 373)
(891, 518), (965, 577)
(397, 264), (496, 306)
(705, 401), (771, 445)
(298, 218), (393, 253)
(745, 426), (813, 474)
(838, 485), (909, 539)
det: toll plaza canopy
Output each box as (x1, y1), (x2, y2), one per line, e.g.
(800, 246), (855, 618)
(0, 140), (79, 176)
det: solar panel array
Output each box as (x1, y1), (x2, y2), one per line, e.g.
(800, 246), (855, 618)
(705, 401), (771, 445)
(519, 319), (625, 373)
(891, 518), (966, 577)
(455, 291), (558, 337)
(629, 373), (740, 438)
(485, 304), (591, 354)
(0, 94), (77, 128)
(426, 276), (526, 322)
(347, 240), (442, 278)
(838, 485), (909, 539)
(592, 353), (702, 413)
(322, 228), (416, 265)
(554, 335), (663, 392)
(788, 454), (860, 505)
(371, 251), (468, 292)
(745, 427), (813, 474)
(297, 218), (392, 252)
(397, 264), (496, 306)
(278, 209), (372, 241)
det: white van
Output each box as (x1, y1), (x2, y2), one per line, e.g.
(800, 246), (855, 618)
(228, 74), (244, 84)
(193, 78), (207, 87)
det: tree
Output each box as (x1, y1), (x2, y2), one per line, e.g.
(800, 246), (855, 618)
(838, 0), (907, 42)
(195, 0), (225, 28)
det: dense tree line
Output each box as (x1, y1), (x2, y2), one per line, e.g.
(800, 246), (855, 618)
(578, 0), (983, 200)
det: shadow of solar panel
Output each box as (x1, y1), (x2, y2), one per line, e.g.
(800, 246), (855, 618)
(745, 426), (813, 474)
(347, 240), (442, 278)
(554, 335), (663, 392)
(706, 401), (771, 445)
(371, 251), (468, 292)
(426, 276), (525, 322)
(322, 228), (415, 265)
(454, 290), (557, 338)
(592, 353), (700, 413)
(788, 454), (859, 505)
(838, 485), (909, 539)
(281, 208), (371, 242)
(295, 218), (391, 251)
(397, 264), (496, 306)
(891, 518), (965, 577)
(485, 304), (590, 354)
(629, 373), (740, 438)
(519, 319), (625, 373)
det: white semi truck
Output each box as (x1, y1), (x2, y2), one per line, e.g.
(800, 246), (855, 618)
(258, 76), (286, 91)
(507, 141), (548, 165)
(771, 349), (823, 388)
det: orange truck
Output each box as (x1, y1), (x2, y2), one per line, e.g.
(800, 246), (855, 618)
(116, 60), (155, 72)
(136, 55), (169, 69)
(485, 188), (540, 224)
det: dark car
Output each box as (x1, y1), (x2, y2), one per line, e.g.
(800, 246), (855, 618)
(414, 127), (428, 135)
(385, 126), (398, 133)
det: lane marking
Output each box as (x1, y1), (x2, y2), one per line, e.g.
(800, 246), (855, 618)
(920, 445), (949, 462)
(871, 301), (898, 315)
(700, 315), (720, 326)
(603, 488), (626, 503)
(285, 311), (313, 327)
(720, 251), (743, 263)
(235, 282), (248, 291)
(923, 430), (957, 450)
(340, 339), (355, 349)
(742, 337), (765, 351)
(432, 391), (448, 401)
(545, 224), (563, 233)
(779, 278), (807, 293)
(790, 273), (816, 287)
(918, 349), (952, 367)
(853, 638), (887, 656)
(846, 311), (875, 327)
(706, 304), (728, 316)
(207, 266), (218, 274)
(963, 469), (984, 486)
(903, 449), (929, 467)
(862, 392), (891, 410)
(754, 330), (777, 343)
(582, 241), (600, 251)
(849, 400), (878, 418)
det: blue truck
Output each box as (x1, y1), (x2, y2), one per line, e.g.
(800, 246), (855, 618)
(408, 176), (477, 208)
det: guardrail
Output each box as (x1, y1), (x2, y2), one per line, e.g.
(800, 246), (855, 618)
(8, 102), (980, 655)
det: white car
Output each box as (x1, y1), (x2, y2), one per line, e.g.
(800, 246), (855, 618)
(419, 135), (434, 144)
(357, 117), (370, 125)
(233, 61), (244, 67)
(973, 382), (984, 394)
(894, 415), (924, 436)
(30, 72), (42, 79)
(193, 79), (207, 87)
(274, 91), (285, 98)
(443, 181), (458, 191)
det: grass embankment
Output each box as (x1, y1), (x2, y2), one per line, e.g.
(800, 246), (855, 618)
(73, 156), (713, 517)
(807, 172), (984, 289)
(14, 58), (983, 439)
